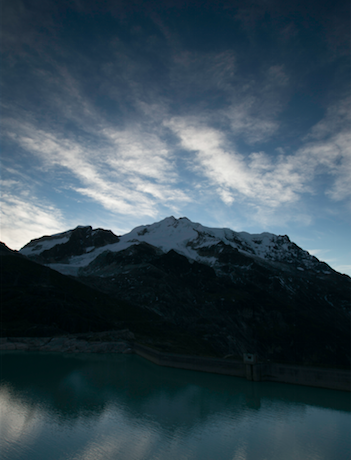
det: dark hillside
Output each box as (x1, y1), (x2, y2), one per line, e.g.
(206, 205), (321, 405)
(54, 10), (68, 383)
(0, 246), (216, 355)
(77, 243), (351, 368)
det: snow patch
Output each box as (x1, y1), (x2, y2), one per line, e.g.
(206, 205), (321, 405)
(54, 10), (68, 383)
(21, 236), (70, 256)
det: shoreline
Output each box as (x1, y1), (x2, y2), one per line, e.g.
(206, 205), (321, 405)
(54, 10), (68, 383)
(1, 336), (350, 392)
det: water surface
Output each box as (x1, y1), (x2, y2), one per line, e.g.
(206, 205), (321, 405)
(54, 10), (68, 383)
(0, 352), (350, 460)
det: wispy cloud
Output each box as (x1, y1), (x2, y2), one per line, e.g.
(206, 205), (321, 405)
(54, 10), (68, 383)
(165, 95), (351, 218)
(3, 91), (349, 237)
(307, 249), (330, 258)
(333, 264), (351, 275)
(224, 100), (279, 144)
(0, 182), (66, 250)
(301, 98), (351, 203)
(165, 117), (301, 208)
(3, 116), (191, 220)
(222, 64), (289, 144)
(168, 48), (287, 144)
(170, 50), (236, 95)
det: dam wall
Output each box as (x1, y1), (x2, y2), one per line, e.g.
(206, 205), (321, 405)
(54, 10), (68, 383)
(134, 343), (247, 378)
(134, 343), (350, 392)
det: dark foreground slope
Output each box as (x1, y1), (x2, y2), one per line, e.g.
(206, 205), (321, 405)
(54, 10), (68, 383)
(0, 243), (215, 355)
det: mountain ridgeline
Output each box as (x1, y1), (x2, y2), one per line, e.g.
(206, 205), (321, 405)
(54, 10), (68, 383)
(2, 217), (350, 367)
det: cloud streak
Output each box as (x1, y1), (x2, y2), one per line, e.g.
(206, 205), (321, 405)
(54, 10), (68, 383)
(0, 182), (66, 250)
(3, 116), (192, 220)
(3, 89), (350, 235)
(165, 101), (351, 212)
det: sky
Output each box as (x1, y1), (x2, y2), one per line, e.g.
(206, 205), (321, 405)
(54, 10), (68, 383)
(1, 0), (350, 275)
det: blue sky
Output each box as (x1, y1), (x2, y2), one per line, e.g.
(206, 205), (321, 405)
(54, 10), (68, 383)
(1, 0), (350, 275)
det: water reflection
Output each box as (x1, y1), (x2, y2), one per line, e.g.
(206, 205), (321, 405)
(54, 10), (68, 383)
(0, 352), (350, 460)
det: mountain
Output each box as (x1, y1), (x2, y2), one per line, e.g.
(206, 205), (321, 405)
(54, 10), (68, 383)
(14, 217), (351, 366)
(21, 216), (324, 275)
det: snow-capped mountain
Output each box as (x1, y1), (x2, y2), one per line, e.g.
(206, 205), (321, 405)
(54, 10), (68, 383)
(9, 216), (351, 366)
(20, 216), (324, 276)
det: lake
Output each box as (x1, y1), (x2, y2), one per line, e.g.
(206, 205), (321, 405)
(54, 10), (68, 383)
(0, 352), (350, 460)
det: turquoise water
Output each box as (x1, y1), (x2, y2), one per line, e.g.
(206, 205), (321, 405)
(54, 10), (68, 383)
(0, 352), (350, 460)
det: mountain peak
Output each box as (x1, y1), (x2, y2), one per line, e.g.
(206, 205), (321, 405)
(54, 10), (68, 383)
(159, 215), (190, 226)
(18, 216), (330, 277)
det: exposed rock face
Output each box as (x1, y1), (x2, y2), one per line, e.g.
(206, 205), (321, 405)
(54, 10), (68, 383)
(4, 216), (350, 367)
(21, 226), (119, 264)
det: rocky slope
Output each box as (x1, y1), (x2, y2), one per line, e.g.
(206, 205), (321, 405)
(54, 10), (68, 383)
(10, 217), (351, 366)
